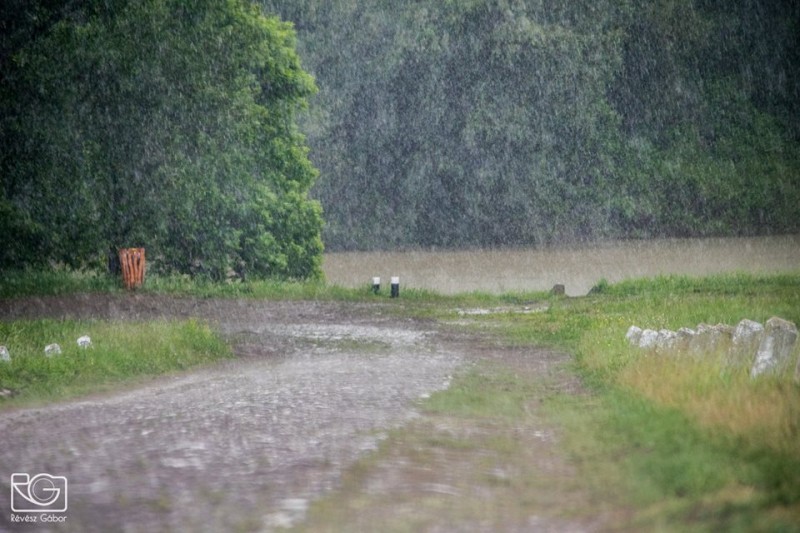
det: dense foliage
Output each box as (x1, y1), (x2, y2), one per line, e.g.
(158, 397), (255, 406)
(3, 1), (798, 266)
(263, 0), (800, 250)
(1, 0), (323, 279)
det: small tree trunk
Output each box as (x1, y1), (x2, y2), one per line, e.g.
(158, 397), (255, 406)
(107, 246), (120, 276)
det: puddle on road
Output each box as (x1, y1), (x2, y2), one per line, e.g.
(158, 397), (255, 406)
(245, 323), (430, 345)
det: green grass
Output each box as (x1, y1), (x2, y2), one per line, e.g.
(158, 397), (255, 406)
(424, 365), (544, 420)
(0, 269), (121, 297)
(0, 268), (551, 304)
(470, 271), (800, 530)
(592, 271), (800, 299)
(142, 274), (368, 300)
(547, 386), (800, 531)
(0, 268), (359, 299)
(0, 318), (232, 407)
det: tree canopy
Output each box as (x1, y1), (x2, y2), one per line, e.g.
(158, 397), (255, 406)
(3, 0), (798, 268)
(1, 0), (323, 279)
(263, 0), (800, 250)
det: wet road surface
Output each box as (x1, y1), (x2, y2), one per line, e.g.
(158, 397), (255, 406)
(0, 297), (463, 532)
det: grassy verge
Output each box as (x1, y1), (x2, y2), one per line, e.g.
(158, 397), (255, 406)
(547, 386), (800, 531)
(0, 269), (120, 297)
(0, 268), (365, 299)
(298, 360), (604, 532)
(469, 272), (800, 530)
(0, 318), (232, 408)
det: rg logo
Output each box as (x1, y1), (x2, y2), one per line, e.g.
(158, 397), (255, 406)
(10, 473), (68, 513)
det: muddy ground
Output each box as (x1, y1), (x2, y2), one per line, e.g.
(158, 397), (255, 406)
(0, 295), (600, 532)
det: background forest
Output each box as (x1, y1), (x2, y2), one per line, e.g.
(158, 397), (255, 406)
(264, 0), (800, 251)
(2, 0), (799, 277)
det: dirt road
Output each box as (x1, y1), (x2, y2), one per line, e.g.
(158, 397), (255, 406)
(0, 296), (466, 531)
(0, 295), (593, 532)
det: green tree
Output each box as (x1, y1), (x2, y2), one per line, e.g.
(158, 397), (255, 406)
(274, 0), (629, 249)
(260, 1), (800, 250)
(1, 0), (322, 279)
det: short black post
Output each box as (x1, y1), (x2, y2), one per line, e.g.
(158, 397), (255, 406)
(372, 277), (381, 294)
(390, 276), (400, 298)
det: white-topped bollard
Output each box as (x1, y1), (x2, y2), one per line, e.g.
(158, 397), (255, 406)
(372, 277), (381, 295)
(390, 276), (400, 298)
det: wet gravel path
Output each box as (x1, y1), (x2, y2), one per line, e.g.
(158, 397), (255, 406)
(0, 296), (463, 532)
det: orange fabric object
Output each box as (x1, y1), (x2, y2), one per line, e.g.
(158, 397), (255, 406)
(119, 248), (146, 290)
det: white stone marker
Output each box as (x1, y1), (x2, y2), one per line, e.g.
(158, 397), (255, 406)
(750, 317), (798, 378)
(44, 343), (62, 357)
